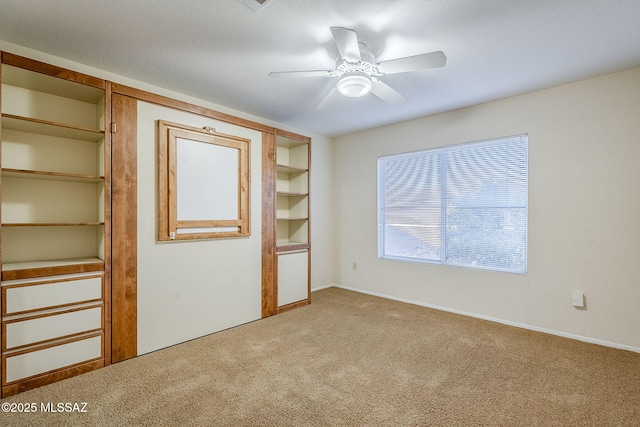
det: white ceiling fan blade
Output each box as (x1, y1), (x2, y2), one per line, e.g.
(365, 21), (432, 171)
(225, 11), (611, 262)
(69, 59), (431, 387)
(316, 86), (340, 110)
(269, 70), (332, 78)
(370, 78), (407, 106)
(330, 26), (361, 63)
(378, 51), (447, 75)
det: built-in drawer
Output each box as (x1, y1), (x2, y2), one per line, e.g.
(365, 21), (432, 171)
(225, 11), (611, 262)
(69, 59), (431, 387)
(3, 305), (103, 351)
(2, 275), (103, 315)
(3, 333), (103, 385)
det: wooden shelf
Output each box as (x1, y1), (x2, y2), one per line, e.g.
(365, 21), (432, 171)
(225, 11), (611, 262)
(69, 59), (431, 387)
(276, 217), (308, 221)
(276, 241), (309, 252)
(1, 114), (104, 142)
(1, 257), (105, 281)
(2, 222), (104, 227)
(2, 168), (104, 183)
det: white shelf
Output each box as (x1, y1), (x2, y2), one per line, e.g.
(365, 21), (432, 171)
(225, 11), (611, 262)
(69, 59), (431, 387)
(276, 190), (308, 197)
(276, 164), (307, 174)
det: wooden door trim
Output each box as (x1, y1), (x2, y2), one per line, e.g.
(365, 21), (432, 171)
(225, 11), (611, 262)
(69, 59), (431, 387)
(111, 83), (275, 134)
(103, 81), (113, 366)
(261, 132), (277, 317)
(110, 93), (138, 362)
(1, 52), (106, 89)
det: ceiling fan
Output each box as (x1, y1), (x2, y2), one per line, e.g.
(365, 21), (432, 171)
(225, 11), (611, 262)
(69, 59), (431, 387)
(269, 26), (446, 108)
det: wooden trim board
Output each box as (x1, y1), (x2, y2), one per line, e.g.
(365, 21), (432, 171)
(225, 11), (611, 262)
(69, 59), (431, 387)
(110, 93), (138, 362)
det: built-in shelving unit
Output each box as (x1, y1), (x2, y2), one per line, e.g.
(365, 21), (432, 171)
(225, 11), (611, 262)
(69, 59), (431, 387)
(274, 131), (310, 312)
(0, 52), (111, 397)
(275, 135), (310, 252)
(1, 59), (106, 280)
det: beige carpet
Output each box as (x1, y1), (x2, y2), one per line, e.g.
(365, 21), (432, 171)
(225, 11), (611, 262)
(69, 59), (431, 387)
(1, 287), (639, 426)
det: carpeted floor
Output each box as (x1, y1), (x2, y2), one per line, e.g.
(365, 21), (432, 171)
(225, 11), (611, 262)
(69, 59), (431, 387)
(1, 287), (639, 426)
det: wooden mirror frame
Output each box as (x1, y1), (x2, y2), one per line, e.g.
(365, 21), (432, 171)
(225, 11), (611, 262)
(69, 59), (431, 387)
(157, 120), (250, 241)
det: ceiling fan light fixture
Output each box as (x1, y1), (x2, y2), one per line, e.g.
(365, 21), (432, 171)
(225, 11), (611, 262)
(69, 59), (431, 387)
(336, 72), (372, 98)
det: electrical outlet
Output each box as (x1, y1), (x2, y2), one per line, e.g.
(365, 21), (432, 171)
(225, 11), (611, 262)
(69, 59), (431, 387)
(572, 291), (584, 308)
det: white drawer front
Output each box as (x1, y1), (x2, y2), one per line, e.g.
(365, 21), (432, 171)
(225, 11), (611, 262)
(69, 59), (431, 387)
(5, 307), (102, 350)
(5, 335), (102, 384)
(278, 251), (309, 306)
(5, 276), (102, 314)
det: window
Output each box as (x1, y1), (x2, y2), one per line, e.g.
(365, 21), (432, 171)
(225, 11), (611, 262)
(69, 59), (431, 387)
(378, 134), (528, 273)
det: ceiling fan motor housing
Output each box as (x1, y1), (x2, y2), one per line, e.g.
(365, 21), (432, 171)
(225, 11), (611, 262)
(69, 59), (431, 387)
(334, 44), (381, 77)
(337, 71), (373, 97)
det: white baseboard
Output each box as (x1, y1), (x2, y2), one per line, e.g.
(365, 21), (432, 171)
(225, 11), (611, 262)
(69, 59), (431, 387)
(311, 284), (334, 292)
(323, 284), (640, 354)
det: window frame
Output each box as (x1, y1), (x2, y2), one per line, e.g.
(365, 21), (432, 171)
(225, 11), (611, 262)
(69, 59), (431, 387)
(378, 134), (528, 274)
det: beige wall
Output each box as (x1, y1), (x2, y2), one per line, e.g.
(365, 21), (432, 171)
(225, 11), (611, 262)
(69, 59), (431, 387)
(309, 130), (335, 291)
(333, 67), (640, 351)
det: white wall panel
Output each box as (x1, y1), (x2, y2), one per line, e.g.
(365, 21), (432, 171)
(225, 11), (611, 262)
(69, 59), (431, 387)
(136, 102), (262, 355)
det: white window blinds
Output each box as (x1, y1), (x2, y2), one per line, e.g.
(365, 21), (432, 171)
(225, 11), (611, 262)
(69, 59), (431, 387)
(378, 134), (528, 273)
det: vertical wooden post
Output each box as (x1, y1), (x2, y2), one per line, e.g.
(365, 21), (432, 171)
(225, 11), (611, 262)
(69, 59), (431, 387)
(261, 131), (277, 317)
(111, 94), (138, 362)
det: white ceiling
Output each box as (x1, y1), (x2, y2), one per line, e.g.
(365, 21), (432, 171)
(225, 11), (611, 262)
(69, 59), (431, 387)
(1, 0), (639, 137)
